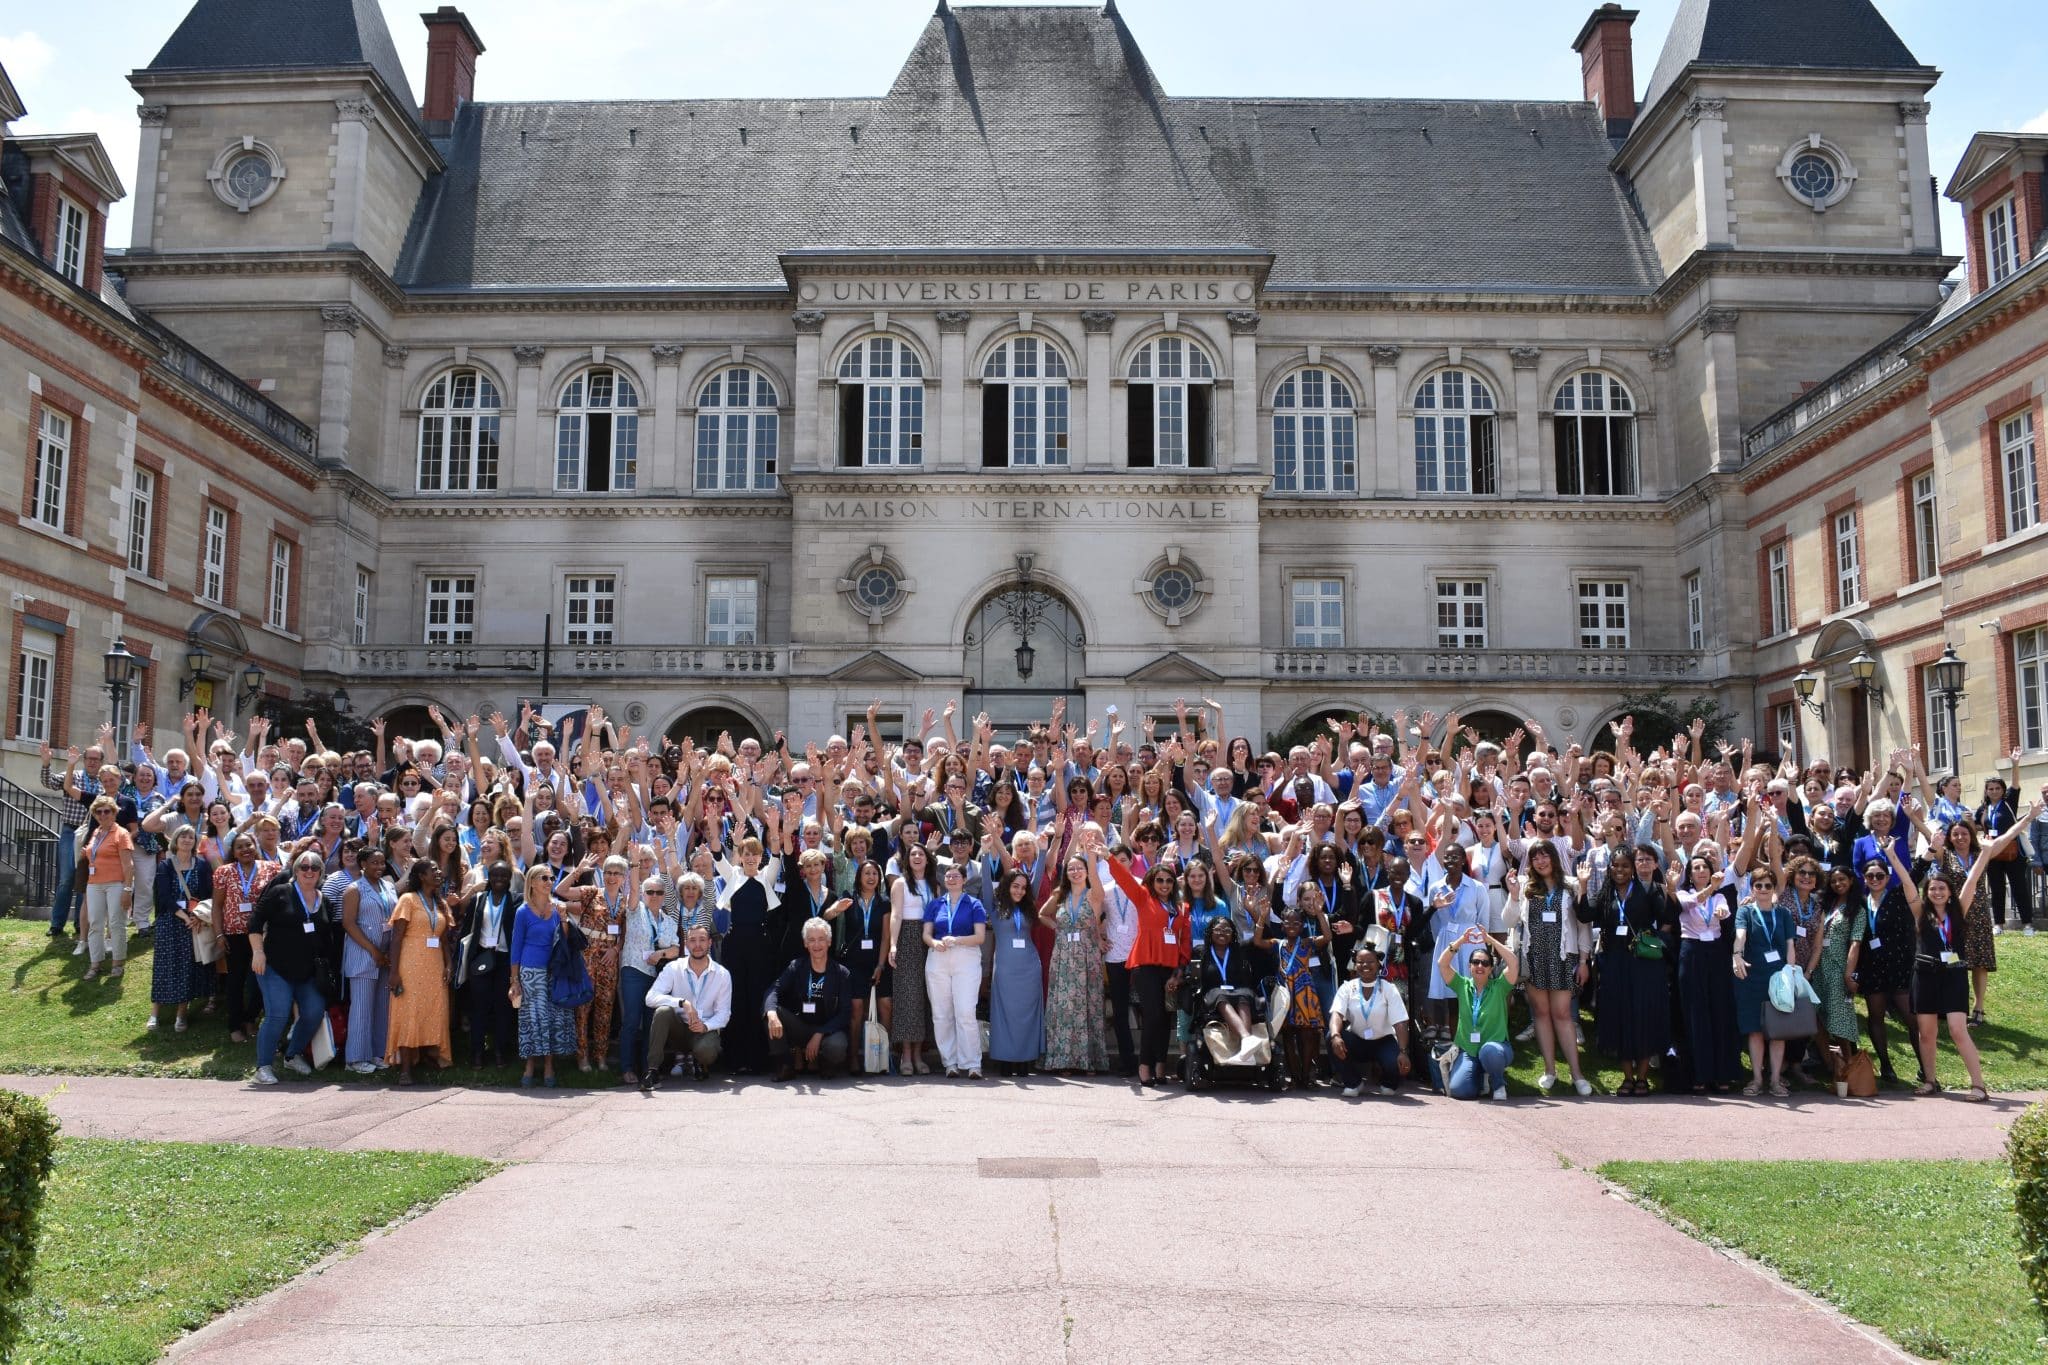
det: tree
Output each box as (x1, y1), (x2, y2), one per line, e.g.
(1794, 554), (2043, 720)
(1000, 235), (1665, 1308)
(1601, 688), (1737, 757)
(1265, 707), (1391, 757)
(254, 691), (375, 755)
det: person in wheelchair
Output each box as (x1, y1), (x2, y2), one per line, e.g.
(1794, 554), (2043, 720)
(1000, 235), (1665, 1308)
(1188, 915), (1269, 1066)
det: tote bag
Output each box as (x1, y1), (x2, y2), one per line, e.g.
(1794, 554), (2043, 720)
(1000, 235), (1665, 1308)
(862, 989), (890, 1074)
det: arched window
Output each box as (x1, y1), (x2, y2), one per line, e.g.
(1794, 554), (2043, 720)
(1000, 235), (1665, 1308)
(416, 367), (501, 492)
(981, 336), (1071, 468)
(1553, 370), (1637, 496)
(1414, 369), (1496, 495)
(1127, 336), (1215, 469)
(695, 367), (779, 492)
(836, 337), (924, 467)
(555, 366), (640, 493)
(1271, 367), (1357, 494)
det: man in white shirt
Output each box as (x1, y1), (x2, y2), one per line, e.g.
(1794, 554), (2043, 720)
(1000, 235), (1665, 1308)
(1327, 943), (1410, 1096)
(641, 924), (732, 1087)
(491, 710), (580, 813)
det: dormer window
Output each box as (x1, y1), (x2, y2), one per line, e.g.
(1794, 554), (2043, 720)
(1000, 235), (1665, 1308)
(1986, 197), (2020, 285)
(54, 198), (89, 286)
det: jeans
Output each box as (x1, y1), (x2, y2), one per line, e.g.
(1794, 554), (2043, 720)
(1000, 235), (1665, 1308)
(617, 966), (656, 1076)
(49, 829), (78, 933)
(925, 943), (983, 1072)
(346, 969), (389, 1065)
(1334, 1029), (1403, 1090)
(84, 882), (129, 965)
(1106, 962), (1135, 1074)
(1447, 1041), (1512, 1099)
(255, 970), (326, 1068)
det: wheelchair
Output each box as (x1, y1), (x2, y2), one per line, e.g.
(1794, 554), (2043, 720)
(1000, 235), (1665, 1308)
(1180, 972), (1291, 1092)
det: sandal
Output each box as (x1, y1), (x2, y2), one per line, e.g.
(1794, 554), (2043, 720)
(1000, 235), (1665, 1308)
(1769, 1081), (1790, 1098)
(1741, 1080), (1761, 1097)
(1913, 1080), (1940, 1096)
(1965, 1086), (1990, 1103)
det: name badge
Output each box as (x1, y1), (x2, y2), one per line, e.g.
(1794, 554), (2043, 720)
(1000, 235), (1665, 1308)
(1542, 912), (1558, 923)
(482, 930), (498, 948)
(426, 936), (440, 948)
(1163, 932), (1177, 945)
(1940, 951), (1960, 965)
(1615, 924), (1629, 938)
(1795, 927), (1808, 938)
(1763, 950), (1780, 963)
(1868, 937), (1882, 950)
(1469, 1030), (1482, 1044)
(301, 921), (316, 934)
(1309, 956), (1322, 967)
(607, 924), (619, 936)
(1068, 932), (1082, 942)
(860, 938), (875, 950)
(1011, 938), (1026, 949)
(801, 1002), (817, 1014)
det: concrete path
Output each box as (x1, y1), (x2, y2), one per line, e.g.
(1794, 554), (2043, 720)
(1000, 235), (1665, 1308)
(16, 1073), (2031, 1364)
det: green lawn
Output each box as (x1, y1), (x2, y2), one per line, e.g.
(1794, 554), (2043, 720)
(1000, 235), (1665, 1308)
(1604, 1159), (2042, 1364)
(20, 1136), (490, 1363)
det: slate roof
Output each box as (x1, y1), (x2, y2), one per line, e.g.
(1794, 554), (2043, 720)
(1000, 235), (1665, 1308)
(397, 5), (1661, 295)
(1640, 0), (1930, 123)
(144, 0), (420, 124)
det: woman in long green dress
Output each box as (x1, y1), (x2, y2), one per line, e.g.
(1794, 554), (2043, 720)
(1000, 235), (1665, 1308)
(1039, 851), (1109, 1073)
(1816, 864), (1865, 1046)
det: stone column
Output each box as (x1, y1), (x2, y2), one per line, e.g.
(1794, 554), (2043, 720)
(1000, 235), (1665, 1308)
(511, 344), (545, 491)
(792, 310), (825, 472)
(317, 305), (361, 469)
(1687, 97), (1733, 248)
(1698, 310), (1742, 476)
(1367, 345), (1401, 498)
(1081, 310), (1116, 471)
(935, 309), (971, 471)
(1507, 347), (1542, 496)
(1649, 345), (1677, 491)
(131, 106), (168, 251)
(651, 343), (685, 492)
(329, 98), (377, 248)
(380, 343), (409, 489)
(1899, 101), (1939, 254)
(1225, 310), (1260, 474)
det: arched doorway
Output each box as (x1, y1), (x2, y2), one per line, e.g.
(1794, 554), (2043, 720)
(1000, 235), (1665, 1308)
(1454, 709), (1520, 751)
(964, 582), (1085, 741)
(666, 705), (762, 752)
(377, 704), (439, 745)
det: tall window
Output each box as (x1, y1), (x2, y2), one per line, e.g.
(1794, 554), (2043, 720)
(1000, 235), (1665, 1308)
(55, 199), (88, 286)
(1577, 580), (1629, 649)
(267, 538), (292, 631)
(564, 575), (617, 645)
(1911, 471), (1940, 581)
(1685, 572), (1704, 649)
(705, 576), (758, 645)
(353, 569), (371, 645)
(1127, 336), (1215, 468)
(982, 337), (1071, 468)
(1774, 702), (1798, 766)
(695, 367), (780, 491)
(1766, 541), (1791, 637)
(1290, 578), (1344, 647)
(556, 367), (640, 492)
(417, 368), (501, 492)
(200, 505), (229, 605)
(837, 337), (924, 467)
(2019, 628), (2047, 751)
(1924, 669), (1953, 776)
(1272, 367), (1357, 494)
(423, 575), (476, 645)
(1986, 197), (2020, 286)
(30, 408), (69, 530)
(2002, 411), (2040, 535)
(1555, 371), (1638, 495)
(1436, 579), (1488, 648)
(126, 467), (155, 574)
(14, 629), (54, 742)
(1833, 509), (1862, 607)
(1414, 369), (1495, 494)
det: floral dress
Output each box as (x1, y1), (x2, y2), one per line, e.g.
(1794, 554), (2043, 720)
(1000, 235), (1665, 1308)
(1042, 894), (1108, 1072)
(1816, 904), (1864, 1042)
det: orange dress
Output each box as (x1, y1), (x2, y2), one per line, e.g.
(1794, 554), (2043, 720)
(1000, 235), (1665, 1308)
(385, 891), (453, 1065)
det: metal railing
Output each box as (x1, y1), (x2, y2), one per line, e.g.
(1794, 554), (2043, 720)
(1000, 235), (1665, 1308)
(1742, 305), (1940, 464)
(0, 775), (62, 912)
(1269, 648), (1704, 682)
(141, 318), (319, 460)
(346, 645), (786, 677)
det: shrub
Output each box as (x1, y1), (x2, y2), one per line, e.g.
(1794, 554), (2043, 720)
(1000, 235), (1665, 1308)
(2009, 1100), (2048, 1333)
(0, 1090), (57, 1359)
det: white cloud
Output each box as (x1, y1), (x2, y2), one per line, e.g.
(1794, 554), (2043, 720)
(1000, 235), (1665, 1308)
(0, 29), (56, 86)
(2022, 107), (2048, 134)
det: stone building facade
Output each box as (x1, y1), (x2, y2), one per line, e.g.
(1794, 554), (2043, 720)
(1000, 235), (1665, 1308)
(3, 0), (2040, 790)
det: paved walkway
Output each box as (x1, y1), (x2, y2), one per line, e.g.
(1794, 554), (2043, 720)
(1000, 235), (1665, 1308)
(16, 1073), (2032, 1363)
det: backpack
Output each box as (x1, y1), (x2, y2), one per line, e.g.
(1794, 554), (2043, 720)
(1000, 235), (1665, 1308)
(548, 917), (594, 1008)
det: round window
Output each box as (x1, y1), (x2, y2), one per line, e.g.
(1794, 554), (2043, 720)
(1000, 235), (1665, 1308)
(1150, 568), (1197, 612)
(855, 567), (901, 613)
(1787, 152), (1838, 206)
(224, 152), (274, 203)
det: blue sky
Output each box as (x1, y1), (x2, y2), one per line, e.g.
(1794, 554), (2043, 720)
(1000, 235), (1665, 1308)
(5, 0), (2043, 253)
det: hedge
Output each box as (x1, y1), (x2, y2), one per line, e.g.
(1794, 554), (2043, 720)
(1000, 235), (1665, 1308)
(0, 1091), (56, 1359)
(2010, 1100), (2048, 1334)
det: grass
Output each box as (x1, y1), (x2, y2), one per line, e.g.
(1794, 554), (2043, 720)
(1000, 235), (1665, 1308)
(1602, 1158), (2043, 1364)
(19, 1135), (490, 1363)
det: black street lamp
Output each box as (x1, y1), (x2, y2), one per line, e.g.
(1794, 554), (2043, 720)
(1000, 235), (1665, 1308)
(1792, 668), (1826, 719)
(1930, 644), (1967, 773)
(102, 639), (140, 730)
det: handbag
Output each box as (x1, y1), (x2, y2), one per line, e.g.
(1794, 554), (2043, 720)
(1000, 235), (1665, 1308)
(189, 899), (221, 965)
(862, 988), (889, 1074)
(1628, 928), (1665, 960)
(1764, 989), (1817, 1041)
(1429, 1040), (1462, 1094)
(308, 1014), (336, 1070)
(1843, 1047), (1878, 1097)
(548, 917), (595, 1009)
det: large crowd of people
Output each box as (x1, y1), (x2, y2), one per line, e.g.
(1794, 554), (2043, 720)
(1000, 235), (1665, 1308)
(33, 696), (2048, 1100)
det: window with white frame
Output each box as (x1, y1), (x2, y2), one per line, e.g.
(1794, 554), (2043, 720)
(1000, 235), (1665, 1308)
(1435, 579), (1488, 648)
(1685, 571), (1704, 649)
(353, 569), (371, 645)
(564, 575), (617, 645)
(1290, 577), (1344, 647)
(705, 576), (759, 646)
(14, 628), (54, 742)
(423, 575), (476, 645)
(1986, 197), (2020, 286)
(695, 366), (780, 491)
(266, 538), (292, 631)
(417, 367), (501, 492)
(1833, 509), (1863, 607)
(837, 337), (925, 467)
(55, 199), (89, 286)
(2001, 411), (2040, 535)
(2019, 627), (2048, 752)
(555, 367), (640, 493)
(126, 467), (155, 575)
(1774, 702), (1798, 766)
(1911, 471), (1940, 581)
(981, 336), (1071, 468)
(1272, 367), (1358, 494)
(1924, 668), (1954, 775)
(1554, 371), (1638, 495)
(1413, 369), (1496, 494)
(200, 505), (229, 605)
(1766, 542), (1791, 637)
(30, 408), (69, 530)
(1126, 336), (1215, 469)
(1576, 580), (1629, 649)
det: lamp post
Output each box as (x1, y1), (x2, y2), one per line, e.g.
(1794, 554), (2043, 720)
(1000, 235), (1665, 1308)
(102, 639), (140, 732)
(177, 642), (212, 701)
(1848, 650), (1885, 705)
(1792, 668), (1826, 720)
(238, 661), (266, 714)
(1929, 644), (1967, 774)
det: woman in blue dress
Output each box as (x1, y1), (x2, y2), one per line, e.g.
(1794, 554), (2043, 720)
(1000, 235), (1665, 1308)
(986, 867), (1045, 1076)
(1732, 865), (1795, 1096)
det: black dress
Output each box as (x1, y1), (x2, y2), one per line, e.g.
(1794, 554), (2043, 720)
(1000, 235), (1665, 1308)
(1584, 876), (1676, 1062)
(723, 878), (774, 1071)
(1911, 908), (1970, 1017)
(1856, 887), (1916, 995)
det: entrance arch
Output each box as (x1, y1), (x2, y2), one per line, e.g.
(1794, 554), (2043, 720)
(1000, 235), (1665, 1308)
(665, 705), (763, 751)
(964, 583), (1085, 740)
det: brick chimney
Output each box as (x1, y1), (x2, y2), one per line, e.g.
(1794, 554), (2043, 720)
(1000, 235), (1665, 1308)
(420, 7), (484, 129)
(1572, 5), (1639, 139)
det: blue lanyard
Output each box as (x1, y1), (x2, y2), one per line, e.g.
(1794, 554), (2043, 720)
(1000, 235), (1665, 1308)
(1469, 981), (1485, 1030)
(1210, 947), (1231, 981)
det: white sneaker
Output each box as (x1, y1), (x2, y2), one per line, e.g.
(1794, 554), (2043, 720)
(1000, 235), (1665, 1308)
(2027, 925), (2037, 937)
(283, 1056), (312, 1076)
(145, 1017), (159, 1031)
(1574, 1077), (1593, 1096)
(72, 941), (85, 956)
(253, 1066), (279, 1085)
(371, 1060), (390, 1071)
(671, 1061), (687, 1076)
(1536, 1073), (1556, 1093)
(1491, 1086), (1509, 1101)
(1515, 1022), (1536, 1043)
(347, 1060), (377, 1075)
(1993, 923), (2004, 935)
(1341, 1085), (1363, 1098)
(1377, 1085), (1397, 1096)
